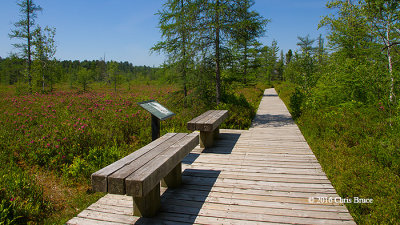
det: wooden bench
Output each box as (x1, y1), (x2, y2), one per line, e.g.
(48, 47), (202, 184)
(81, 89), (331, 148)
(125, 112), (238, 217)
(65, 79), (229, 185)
(187, 110), (228, 148)
(91, 132), (199, 217)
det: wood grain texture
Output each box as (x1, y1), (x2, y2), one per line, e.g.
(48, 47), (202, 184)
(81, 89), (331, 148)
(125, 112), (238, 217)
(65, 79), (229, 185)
(126, 132), (199, 197)
(68, 88), (355, 225)
(107, 133), (186, 194)
(187, 110), (228, 132)
(186, 110), (214, 131)
(91, 133), (176, 193)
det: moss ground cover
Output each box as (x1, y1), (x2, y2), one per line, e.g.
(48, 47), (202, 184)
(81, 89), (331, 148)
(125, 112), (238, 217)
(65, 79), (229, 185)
(0, 82), (266, 224)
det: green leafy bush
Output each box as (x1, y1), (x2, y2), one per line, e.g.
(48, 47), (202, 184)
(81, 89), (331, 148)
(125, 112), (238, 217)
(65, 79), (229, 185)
(275, 82), (400, 224)
(0, 163), (48, 224)
(289, 87), (305, 119)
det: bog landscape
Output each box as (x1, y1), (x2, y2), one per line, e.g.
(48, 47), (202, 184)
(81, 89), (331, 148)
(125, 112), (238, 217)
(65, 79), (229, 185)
(0, 0), (399, 224)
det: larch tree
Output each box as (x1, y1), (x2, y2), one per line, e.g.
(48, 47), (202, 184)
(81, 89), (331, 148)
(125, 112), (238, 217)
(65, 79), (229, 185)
(194, 0), (239, 104)
(152, 0), (199, 100)
(9, 0), (42, 93)
(197, 0), (266, 104)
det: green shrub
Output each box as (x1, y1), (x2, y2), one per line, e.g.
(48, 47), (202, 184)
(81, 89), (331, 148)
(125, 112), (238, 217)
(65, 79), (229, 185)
(275, 82), (400, 224)
(0, 163), (48, 224)
(289, 87), (305, 119)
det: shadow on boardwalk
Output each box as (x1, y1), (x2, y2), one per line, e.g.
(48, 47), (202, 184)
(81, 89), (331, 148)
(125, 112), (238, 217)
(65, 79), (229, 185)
(251, 114), (294, 128)
(263, 93), (278, 97)
(202, 132), (241, 154)
(136, 169), (221, 225)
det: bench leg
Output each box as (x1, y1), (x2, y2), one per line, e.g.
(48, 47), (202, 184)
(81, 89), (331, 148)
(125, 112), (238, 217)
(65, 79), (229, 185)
(200, 128), (220, 148)
(133, 184), (160, 217)
(213, 127), (220, 139)
(161, 163), (182, 188)
(200, 131), (214, 148)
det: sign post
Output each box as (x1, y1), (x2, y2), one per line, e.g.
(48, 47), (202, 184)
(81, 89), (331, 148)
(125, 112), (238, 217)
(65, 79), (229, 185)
(138, 100), (175, 141)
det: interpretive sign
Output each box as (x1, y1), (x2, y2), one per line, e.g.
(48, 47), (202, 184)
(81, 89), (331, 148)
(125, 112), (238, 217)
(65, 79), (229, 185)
(138, 100), (175, 141)
(138, 100), (175, 121)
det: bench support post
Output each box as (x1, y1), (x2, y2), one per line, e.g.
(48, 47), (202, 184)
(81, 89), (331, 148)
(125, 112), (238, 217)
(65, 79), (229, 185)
(161, 163), (182, 188)
(200, 131), (214, 148)
(200, 128), (220, 148)
(213, 128), (220, 139)
(133, 184), (160, 217)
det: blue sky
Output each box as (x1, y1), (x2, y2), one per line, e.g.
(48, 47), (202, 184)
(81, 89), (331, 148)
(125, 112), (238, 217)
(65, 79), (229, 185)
(0, 0), (331, 66)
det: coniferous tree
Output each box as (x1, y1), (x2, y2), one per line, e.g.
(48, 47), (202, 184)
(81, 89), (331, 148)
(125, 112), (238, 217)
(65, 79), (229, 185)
(297, 35), (316, 55)
(285, 49), (293, 65)
(230, 0), (268, 82)
(152, 0), (198, 100)
(108, 61), (122, 92)
(9, 0), (42, 92)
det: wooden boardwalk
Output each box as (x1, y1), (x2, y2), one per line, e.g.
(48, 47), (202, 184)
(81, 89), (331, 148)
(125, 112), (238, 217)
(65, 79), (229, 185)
(67, 88), (355, 225)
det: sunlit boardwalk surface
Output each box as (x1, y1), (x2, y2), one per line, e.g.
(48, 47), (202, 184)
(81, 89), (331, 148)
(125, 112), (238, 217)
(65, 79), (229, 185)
(67, 88), (355, 225)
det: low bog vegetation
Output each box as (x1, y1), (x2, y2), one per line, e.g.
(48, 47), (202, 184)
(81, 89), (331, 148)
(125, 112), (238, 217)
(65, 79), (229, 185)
(0, 82), (267, 224)
(275, 82), (400, 224)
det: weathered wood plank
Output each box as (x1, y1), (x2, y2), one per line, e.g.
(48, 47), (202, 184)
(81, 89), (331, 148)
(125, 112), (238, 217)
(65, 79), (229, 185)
(107, 133), (186, 194)
(156, 212), (286, 225)
(190, 157), (323, 169)
(180, 184), (339, 199)
(182, 168), (330, 180)
(202, 110), (228, 131)
(182, 170), (332, 184)
(161, 200), (354, 221)
(158, 203), (355, 225)
(192, 110), (219, 131)
(181, 175), (339, 194)
(187, 110), (228, 132)
(125, 133), (199, 197)
(91, 133), (176, 192)
(67, 217), (128, 225)
(187, 110), (215, 130)
(77, 209), (139, 224)
(183, 163), (327, 175)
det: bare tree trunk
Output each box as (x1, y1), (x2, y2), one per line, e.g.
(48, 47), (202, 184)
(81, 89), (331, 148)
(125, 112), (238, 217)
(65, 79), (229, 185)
(114, 78), (117, 92)
(215, 0), (221, 105)
(243, 40), (249, 84)
(181, 0), (188, 100)
(27, 0), (32, 93)
(386, 22), (394, 102)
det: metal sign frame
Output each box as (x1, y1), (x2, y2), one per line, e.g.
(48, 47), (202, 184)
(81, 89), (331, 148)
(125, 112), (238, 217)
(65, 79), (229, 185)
(138, 100), (175, 141)
(138, 100), (175, 121)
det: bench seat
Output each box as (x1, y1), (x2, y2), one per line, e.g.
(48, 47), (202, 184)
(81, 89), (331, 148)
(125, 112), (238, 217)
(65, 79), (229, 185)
(187, 110), (228, 148)
(91, 132), (199, 217)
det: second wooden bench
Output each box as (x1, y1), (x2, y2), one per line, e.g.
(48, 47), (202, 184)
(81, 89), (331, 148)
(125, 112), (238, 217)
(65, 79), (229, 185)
(187, 110), (228, 148)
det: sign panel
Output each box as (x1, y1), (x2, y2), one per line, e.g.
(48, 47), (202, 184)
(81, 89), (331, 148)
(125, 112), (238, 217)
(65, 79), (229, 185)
(138, 100), (175, 121)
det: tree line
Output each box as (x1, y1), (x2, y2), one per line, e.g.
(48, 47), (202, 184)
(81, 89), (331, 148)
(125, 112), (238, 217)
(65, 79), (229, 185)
(3, 0), (291, 101)
(0, 56), (161, 91)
